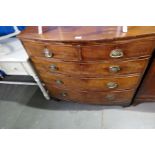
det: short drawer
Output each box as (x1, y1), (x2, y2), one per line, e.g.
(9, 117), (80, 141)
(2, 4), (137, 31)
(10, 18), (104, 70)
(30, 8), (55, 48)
(22, 40), (79, 61)
(46, 86), (135, 105)
(81, 39), (154, 61)
(32, 57), (149, 77)
(40, 73), (141, 91)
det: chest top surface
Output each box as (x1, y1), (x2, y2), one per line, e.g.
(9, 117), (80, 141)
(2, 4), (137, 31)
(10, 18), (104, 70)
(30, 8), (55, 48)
(18, 26), (155, 42)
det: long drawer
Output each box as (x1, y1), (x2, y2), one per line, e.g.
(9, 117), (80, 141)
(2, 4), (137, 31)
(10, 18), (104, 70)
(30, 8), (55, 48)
(41, 73), (141, 91)
(46, 86), (135, 105)
(31, 57), (149, 77)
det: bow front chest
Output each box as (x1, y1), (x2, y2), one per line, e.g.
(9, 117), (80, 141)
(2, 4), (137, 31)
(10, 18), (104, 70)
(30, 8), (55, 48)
(18, 26), (155, 106)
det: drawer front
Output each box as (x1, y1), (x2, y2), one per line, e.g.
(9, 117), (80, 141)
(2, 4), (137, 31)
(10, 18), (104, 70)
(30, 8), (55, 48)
(32, 57), (149, 77)
(22, 40), (79, 61)
(46, 86), (135, 105)
(81, 39), (154, 61)
(0, 62), (27, 75)
(40, 73), (141, 91)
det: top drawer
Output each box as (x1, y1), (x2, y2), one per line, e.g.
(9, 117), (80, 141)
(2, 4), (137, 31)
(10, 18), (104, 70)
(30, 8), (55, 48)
(22, 40), (79, 61)
(22, 38), (154, 61)
(81, 39), (154, 61)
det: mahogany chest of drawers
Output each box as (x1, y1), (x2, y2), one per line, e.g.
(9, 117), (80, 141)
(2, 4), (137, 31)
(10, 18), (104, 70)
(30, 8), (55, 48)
(18, 26), (155, 106)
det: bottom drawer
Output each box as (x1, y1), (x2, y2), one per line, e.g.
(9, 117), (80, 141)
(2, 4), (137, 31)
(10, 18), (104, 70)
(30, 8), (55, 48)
(46, 85), (135, 105)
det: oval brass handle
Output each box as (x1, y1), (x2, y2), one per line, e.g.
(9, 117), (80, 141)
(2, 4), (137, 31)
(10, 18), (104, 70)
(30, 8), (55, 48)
(56, 80), (63, 85)
(50, 64), (58, 71)
(107, 82), (118, 89)
(106, 94), (115, 100)
(61, 92), (67, 97)
(110, 49), (123, 58)
(43, 48), (53, 58)
(109, 66), (120, 73)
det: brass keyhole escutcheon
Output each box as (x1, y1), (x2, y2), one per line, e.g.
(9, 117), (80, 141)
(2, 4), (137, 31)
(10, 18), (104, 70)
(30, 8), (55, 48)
(109, 66), (121, 73)
(106, 94), (115, 100)
(61, 92), (67, 97)
(43, 48), (53, 58)
(50, 64), (58, 71)
(110, 49), (124, 58)
(56, 80), (63, 85)
(107, 82), (118, 89)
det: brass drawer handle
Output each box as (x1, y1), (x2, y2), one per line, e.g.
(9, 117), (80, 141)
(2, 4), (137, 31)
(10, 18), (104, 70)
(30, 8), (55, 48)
(106, 94), (115, 100)
(43, 48), (53, 58)
(50, 64), (58, 71)
(109, 66), (120, 73)
(61, 92), (67, 97)
(107, 82), (118, 89)
(110, 49), (123, 58)
(56, 80), (63, 85)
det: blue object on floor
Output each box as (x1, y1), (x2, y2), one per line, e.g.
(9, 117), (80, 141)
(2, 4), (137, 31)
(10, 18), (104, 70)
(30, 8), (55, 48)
(0, 26), (26, 36)
(0, 70), (7, 79)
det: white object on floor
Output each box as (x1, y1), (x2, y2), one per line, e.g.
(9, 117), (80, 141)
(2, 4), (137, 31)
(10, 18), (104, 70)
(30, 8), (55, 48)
(0, 37), (50, 100)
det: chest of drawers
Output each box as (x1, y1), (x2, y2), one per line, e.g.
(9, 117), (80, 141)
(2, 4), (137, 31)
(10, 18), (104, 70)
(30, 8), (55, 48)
(18, 26), (155, 106)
